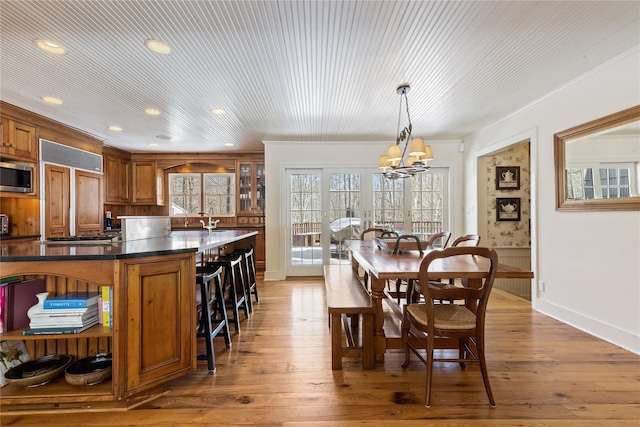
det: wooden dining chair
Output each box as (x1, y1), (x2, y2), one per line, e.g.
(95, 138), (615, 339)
(401, 246), (498, 407)
(360, 227), (396, 241)
(426, 231), (451, 249)
(451, 234), (481, 247)
(403, 231), (451, 303)
(360, 228), (397, 291)
(435, 234), (482, 289)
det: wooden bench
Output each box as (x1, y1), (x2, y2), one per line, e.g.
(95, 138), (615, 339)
(323, 265), (375, 370)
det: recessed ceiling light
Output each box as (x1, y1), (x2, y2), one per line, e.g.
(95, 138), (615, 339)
(148, 143), (159, 147)
(145, 108), (161, 116)
(145, 39), (171, 55)
(211, 109), (226, 115)
(156, 134), (171, 140)
(41, 96), (63, 105)
(35, 39), (67, 55)
(224, 142), (234, 147)
(108, 125), (123, 132)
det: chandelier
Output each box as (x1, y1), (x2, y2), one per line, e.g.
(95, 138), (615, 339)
(378, 83), (433, 179)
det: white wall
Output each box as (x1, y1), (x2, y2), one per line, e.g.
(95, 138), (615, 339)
(263, 140), (463, 281)
(464, 48), (640, 354)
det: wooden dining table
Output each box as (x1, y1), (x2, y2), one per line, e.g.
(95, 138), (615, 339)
(346, 240), (534, 363)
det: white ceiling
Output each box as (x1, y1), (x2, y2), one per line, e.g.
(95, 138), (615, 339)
(1, 1), (638, 153)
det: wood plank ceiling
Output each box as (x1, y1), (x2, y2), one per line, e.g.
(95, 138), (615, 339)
(0, 1), (638, 153)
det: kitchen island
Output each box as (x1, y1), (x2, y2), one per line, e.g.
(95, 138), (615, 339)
(0, 229), (257, 414)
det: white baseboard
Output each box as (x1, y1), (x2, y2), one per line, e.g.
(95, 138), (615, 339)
(536, 299), (640, 355)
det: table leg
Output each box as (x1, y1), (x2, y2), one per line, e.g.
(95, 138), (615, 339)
(370, 275), (387, 363)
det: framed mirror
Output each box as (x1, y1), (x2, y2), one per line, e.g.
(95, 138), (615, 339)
(554, 105), (640, 211)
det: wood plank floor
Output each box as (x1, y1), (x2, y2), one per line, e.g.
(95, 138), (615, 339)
(3, 276), (639, 426)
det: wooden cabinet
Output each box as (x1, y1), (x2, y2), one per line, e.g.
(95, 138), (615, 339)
(44, 164), (70, 238)
(0, 252), (196, 412)
(235, 160), (264, 269)
(123, 255), (195, 392)
(254, 227), (265, 270)
(75, 169), (103, 235)
(104, 153), (130, 204)
(1, 118), (37, 161)
(131, 161), (164, 205)
(43, 164), (103, 238)
(236, 161), (264, 216)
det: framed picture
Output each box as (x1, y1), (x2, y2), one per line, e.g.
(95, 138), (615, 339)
(496, 197), (521, 221)
(496, 166), (520, 190)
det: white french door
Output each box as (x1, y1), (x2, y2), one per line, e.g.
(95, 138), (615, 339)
(287, 170), (323, 275)
(285, 167), (449, 276)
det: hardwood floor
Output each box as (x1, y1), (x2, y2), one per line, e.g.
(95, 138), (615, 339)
(3, 276), (639, 426)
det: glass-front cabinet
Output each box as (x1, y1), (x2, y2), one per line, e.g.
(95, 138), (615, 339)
(236, 161), (265, 216)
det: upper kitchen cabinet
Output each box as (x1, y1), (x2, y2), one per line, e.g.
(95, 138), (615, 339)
(131, 160), (165, 206)
(236, 161), (265, 217)
(104, 148), (131, 204)
(75, 169), (103, 235)
(1, 117), (37, 161)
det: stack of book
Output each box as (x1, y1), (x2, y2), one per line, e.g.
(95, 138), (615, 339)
(23, 292), (100, 336)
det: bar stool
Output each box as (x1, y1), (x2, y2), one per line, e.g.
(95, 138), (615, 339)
(207, 253), (249, 332)
(232, 247), (259, 313)
(195, 265), (232, 374)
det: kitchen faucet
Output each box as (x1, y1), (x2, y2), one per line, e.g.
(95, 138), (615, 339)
(199, 210), (220, 235)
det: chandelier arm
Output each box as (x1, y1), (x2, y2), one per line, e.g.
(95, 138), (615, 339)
(400, 127), (411, 164)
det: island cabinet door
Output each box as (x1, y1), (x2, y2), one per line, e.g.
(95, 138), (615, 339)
(123, 253), (196, 394)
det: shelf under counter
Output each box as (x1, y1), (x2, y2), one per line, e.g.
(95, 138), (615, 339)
(1, 377), (114, 408)
(0, 324), (113, 341)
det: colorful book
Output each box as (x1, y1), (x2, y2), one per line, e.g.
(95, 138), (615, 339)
(42, 292), (100, 309)
(0, 340), (31, 387)
(109, 286), (113, 327)
(29, 307), (99, 327)
(22, 319), (98, 335)
(30, 305), (98, 316)
(28, 306), (92, 315)
(101, 286), (111, 327)
(29, 314), (99, 328)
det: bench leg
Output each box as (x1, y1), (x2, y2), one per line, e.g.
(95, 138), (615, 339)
(330, 312), (343, 370)
(361, 312), (374, 370)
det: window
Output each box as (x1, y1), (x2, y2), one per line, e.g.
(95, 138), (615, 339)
(599, 166), (631, 198)
(411, 171), (445, 238)
(566, 168), (595, 200)
(565, 163), (634, 200)
(169, 173), (235, 216)
(372, 173), (405, 233)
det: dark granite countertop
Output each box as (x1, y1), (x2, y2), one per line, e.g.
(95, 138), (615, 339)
(0, 234), (41, 241)
(1, 229), (257, 262)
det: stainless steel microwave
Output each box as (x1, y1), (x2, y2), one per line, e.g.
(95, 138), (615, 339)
(0, 161), (34, 193)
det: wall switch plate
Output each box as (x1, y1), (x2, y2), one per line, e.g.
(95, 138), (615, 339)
(538, 280), (545, 292)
